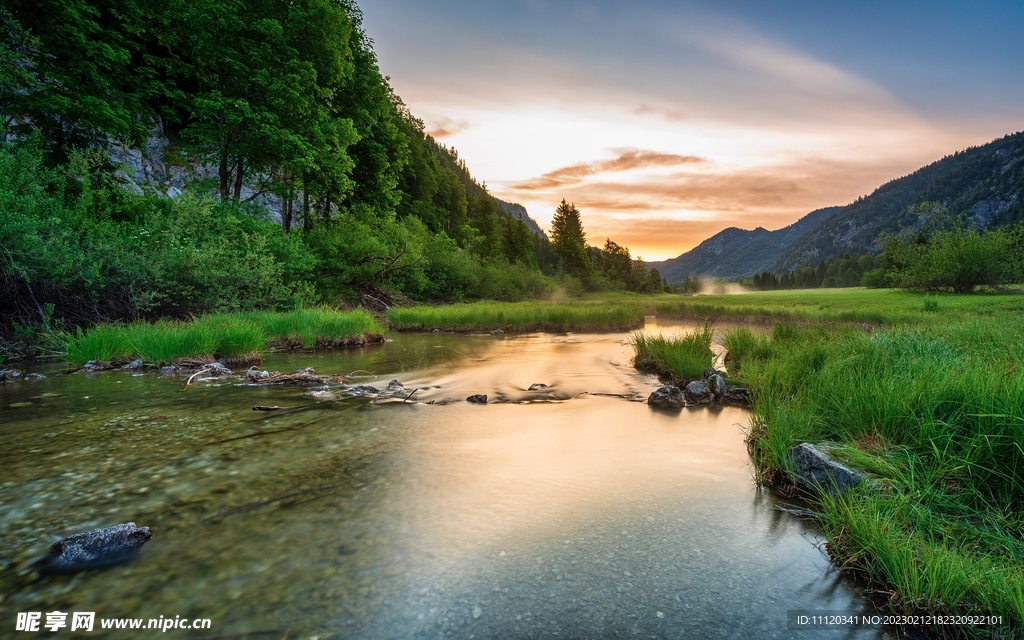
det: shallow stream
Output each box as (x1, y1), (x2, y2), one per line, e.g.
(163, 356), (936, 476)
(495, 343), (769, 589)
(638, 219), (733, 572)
(1, 321), (891, 638)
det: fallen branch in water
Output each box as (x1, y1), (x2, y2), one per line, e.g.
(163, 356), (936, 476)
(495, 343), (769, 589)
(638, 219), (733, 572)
(251, 405), (289, 411)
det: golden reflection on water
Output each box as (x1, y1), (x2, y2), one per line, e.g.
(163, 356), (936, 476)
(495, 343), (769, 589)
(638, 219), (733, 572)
(0, 328), (885, 639)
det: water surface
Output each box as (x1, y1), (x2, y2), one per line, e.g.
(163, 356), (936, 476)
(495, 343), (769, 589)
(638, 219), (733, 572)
(1, 326), (888, 638)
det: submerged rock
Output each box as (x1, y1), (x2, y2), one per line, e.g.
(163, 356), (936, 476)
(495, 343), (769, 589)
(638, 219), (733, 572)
(303, 387), (337, 400)
(528, 383), (549, 391)
(80, 361), (105, 372)
(647, 385), (685, 409)
(24, 372), (45, 381)
(40, 522), (152, 573)
(466, 394), (488, 404)
(787, 443), (865, 495)
(684, 380), (713, 404)
(490, 329), (505, 335)
(349, 384), (380, 395)
(386, 379), (405, 390)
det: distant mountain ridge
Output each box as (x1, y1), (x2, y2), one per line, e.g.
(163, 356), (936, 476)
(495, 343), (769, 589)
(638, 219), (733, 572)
(648, 207), (839, 282)
(651, 131), (1024, 282)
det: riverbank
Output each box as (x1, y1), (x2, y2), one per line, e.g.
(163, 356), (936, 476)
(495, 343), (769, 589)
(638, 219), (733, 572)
(63, 309), (385, 367)
(633, 289), (1024, 635)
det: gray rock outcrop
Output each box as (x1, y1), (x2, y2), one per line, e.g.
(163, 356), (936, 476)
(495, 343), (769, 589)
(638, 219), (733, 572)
(40, 522), (152, 573)
(787, 443), (865, 494)
(466, 394), (488, 404)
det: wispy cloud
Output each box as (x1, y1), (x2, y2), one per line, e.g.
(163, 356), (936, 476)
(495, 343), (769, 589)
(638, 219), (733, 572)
(426, 117), (472, 139)
(511, 149), (706, 191)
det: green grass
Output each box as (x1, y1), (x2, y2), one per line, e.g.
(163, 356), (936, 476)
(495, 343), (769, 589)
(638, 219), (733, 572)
(714, 314), (1024, 630)
(650, 287), (1024, 326)
(387, 300), (646, 332)
(64, 309), (384, 366)
(630, 321), (715, 382)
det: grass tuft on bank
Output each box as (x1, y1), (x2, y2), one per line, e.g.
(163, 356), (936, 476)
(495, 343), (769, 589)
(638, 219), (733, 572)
(65, 309), (384, 366)
(630, 321), (714, 382)
(387, 301), (646, 333)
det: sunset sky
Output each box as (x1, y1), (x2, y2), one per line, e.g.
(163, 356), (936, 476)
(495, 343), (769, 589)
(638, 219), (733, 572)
(361, 0), (1024, 260)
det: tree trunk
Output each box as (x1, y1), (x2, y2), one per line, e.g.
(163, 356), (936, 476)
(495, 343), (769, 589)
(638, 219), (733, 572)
(218, 147), (230, 202)
(302, 182), (310, 233)
(282, 169), (292, 233)
(233, 156), (244, 203)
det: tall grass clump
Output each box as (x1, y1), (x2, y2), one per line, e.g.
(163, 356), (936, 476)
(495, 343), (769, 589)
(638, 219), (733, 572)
(388, 301), (645, 332)
(64, 309), (384, 365)
(630, 320), (714, 382)
(234, 308), (383, 347)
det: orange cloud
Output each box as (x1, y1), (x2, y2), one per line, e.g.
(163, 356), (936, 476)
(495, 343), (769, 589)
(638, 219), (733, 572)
(427, 117), (471, 139)
(511, 149), (706, 191)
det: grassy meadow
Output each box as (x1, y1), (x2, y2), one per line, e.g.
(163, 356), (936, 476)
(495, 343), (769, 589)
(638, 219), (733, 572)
(633, 288), (1024, 631)
(387, 299), (647, 332)
(64, 309), (384, 366)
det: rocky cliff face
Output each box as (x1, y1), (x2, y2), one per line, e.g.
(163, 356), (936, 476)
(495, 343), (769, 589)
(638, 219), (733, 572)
(496, 199), (548, 239)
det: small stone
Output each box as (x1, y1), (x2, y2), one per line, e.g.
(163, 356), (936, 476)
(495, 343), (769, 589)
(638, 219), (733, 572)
(24, 372), (45, 380)
(528, 383), (549, 391)
(386, 379), (405, 390)
(684, 380), (713, 404)
(656, 612), (664, 619)
(122, 359), (144, 371)
(349, 385), (380, 395)
(707, 374), (727, 398)
(489, 329), (505, 335)
(40, 522), (151, 573)
(647, 385), (685, 410)
(472, 606), (482, 619)
(466, 394), (488, 404)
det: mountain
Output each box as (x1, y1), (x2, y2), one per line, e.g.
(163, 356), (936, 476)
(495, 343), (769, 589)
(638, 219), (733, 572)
(649, 207), (840, 282)
(496, 200), (548, 239)
(766, 131), (1024, 273)
(652, 130), (1024, 282)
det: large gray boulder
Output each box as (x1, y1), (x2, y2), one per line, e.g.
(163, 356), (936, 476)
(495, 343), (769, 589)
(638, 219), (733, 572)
(647, 385), (685, 409)
(684, 380), (714, 404)
(787, 443), (865, 494)
(40, 522), (152, 573)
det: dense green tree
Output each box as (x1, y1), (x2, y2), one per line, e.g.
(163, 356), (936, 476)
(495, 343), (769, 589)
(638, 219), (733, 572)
(550, 199), (591, 279)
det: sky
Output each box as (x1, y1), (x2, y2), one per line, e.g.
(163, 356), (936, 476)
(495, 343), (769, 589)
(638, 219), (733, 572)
(360, 0), (1024, 260)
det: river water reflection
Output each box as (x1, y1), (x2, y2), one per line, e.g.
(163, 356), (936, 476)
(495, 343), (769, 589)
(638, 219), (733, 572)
(1, 323), (888, 638)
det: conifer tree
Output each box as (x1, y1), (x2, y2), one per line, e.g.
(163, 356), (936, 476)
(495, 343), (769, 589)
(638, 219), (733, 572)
(550, 199), (591, 278)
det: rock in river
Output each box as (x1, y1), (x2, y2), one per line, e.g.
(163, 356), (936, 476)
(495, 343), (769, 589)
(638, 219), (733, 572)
(528, 383), (549, 391)
(684, 380), (713, 404)
(787, 443), (865, 495)
(466, 394), (488, 404)
(40, 522), (152, 573)
(707, 373), (727, 398)
(647, 385), (685, 409)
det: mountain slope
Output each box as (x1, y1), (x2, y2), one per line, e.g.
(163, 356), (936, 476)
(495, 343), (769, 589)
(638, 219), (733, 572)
(767, 131), (1024, 273)
(496, 200), (548, 239)
(650, 206), (840, 282)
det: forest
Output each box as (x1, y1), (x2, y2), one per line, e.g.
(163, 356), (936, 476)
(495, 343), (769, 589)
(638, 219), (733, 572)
(0, 0), (661, 359)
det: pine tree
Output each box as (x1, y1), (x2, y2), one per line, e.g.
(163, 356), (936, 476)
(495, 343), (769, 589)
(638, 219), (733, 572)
(550, 199), (591, 278)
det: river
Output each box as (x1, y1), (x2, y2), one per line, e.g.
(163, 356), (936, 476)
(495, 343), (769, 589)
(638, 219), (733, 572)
(1, 321), (891, 638)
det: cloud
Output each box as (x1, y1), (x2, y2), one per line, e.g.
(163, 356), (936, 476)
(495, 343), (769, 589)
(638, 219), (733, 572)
(511, 149), (706, 191)
(427, 117), (471, 139)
